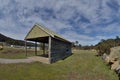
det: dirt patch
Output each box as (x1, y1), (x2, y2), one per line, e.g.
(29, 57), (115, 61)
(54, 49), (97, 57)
(0, 58), (34, 64)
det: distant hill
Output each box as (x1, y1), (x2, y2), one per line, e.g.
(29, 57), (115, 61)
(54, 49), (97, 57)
(0, 33), (34, 46)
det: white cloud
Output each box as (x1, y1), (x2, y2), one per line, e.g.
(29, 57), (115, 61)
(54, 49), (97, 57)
(62, 30), (98, 45)
(0, 0), (120, 45)
(103, 23), (120, 32)
(0, 0), (10, 7)
(95, 35), (115, 40)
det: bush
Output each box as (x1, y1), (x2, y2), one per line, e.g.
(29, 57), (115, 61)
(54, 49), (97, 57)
(95, 39), (115, 55)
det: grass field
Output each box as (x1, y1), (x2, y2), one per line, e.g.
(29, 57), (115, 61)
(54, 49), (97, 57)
(0, 47), (43, 59)
(0, 49), (119, 80)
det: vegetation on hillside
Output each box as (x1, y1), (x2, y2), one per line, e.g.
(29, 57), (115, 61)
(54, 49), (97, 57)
(95, 36), (120, 55)
(0, 33), (34, 46)
(73, 36), (120, 56)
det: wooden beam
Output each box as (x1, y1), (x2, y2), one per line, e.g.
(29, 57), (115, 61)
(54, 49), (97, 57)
(25, 40), (27, 56)
(35, 41), (37, 56)
(48, 36), (51, 63)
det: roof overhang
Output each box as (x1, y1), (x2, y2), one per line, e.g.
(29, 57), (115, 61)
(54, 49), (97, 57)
(26, 36), (49, 43)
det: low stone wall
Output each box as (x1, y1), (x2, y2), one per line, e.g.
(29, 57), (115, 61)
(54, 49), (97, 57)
(50, 38), (72, 63)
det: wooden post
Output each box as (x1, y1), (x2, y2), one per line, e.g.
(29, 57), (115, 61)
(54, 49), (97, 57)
(48, 36), (51, 63)
(35, 41), (37, 56)
(25, 40), (27, 56)
(43, 43), (45, 55)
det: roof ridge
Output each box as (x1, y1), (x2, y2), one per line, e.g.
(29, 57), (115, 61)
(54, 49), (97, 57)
(35, 24), (54, 37)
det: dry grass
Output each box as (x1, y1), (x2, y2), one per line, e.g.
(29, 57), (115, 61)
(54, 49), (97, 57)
(0, 47), (42, 59)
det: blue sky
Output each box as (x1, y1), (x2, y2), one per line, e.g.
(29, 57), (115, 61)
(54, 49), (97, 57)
(0, 0), (120, 45)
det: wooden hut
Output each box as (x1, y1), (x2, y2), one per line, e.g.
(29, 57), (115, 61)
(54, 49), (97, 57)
(25, 24), (72, 63)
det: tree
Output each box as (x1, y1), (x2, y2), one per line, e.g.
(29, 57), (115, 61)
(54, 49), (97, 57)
(75, 41), (79, 46)
(78, 44), (82, 47)
(101, 39), (105, 42)
(115, 36), (120, 46)
(71, 42), (75, 47)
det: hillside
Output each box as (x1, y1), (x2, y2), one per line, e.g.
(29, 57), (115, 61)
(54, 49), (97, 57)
(95, 36), (120, 55)
(0, 33), (34, 46)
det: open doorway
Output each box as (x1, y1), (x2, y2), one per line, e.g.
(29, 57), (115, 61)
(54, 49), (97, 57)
(25, 36), (50, 58)
(39, 43), (48, 58)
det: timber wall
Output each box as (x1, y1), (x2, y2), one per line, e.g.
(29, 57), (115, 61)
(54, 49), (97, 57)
(50, 38), (72, 63)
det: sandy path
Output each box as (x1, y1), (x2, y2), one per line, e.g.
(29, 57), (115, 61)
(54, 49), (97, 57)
(0, 58), (34, 64)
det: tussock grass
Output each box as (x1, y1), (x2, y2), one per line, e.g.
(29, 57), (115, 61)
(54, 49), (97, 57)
(0, 50), (118, 80)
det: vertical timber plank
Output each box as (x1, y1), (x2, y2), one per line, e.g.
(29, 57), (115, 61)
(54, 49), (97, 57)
(35, 41), (37, 56)
(48, 36), (51, 63)
(25, 40), (27, 56)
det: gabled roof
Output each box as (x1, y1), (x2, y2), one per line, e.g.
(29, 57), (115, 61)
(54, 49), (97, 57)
(25, 24), (71, 43)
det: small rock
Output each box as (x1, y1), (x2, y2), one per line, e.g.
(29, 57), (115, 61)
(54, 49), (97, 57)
(111, 61), (119, 70)
(102, 53), (107, 60)
(116, 65), (120, 75)
(105, 56), (110, 63)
